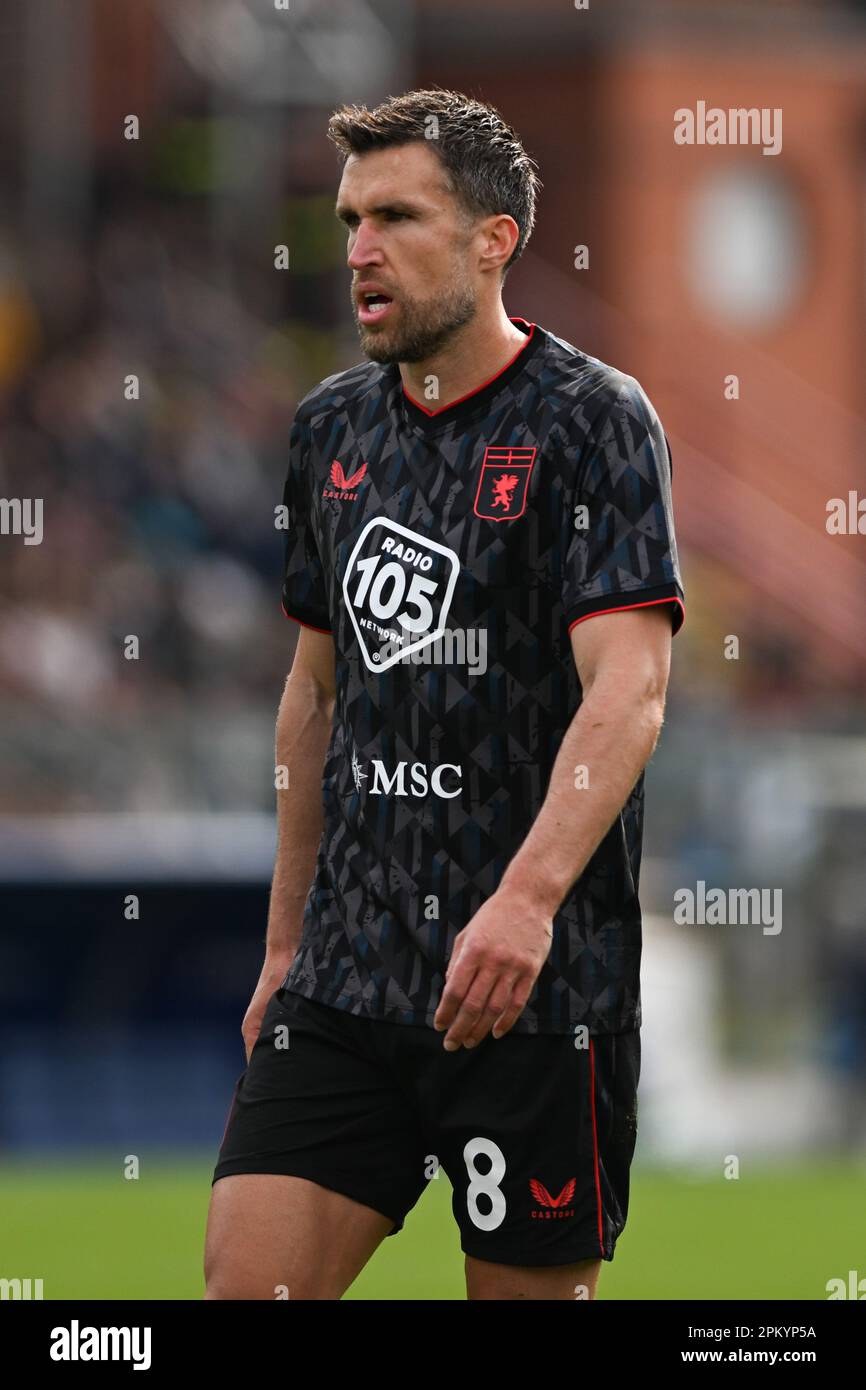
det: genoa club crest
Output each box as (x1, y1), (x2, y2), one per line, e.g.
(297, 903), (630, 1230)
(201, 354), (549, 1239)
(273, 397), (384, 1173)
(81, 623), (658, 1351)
(473, 445), (537, 521)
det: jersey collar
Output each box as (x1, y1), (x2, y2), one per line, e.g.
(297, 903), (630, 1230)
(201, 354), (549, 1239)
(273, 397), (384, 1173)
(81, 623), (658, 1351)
(395, 317), (543, 434)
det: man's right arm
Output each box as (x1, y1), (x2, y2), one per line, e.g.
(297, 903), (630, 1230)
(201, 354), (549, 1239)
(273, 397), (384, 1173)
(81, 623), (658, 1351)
(241, 625), (336, 1060)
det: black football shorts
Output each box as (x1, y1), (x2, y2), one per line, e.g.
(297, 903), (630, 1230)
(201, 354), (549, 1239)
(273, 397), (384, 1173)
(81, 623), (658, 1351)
(212, 987), (640, 1267)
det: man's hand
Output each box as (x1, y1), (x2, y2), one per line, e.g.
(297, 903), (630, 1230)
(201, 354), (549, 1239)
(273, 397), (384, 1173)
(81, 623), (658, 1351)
(433, 890), (553, 1051)
(241, 951), (295, 1063)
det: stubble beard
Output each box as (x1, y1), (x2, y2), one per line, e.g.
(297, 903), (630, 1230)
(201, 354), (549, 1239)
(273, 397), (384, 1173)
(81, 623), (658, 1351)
(354, 277), (478, 366)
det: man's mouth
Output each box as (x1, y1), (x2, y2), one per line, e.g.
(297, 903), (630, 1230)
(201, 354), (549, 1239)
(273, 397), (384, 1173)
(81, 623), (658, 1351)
(357, 291), (394, 326)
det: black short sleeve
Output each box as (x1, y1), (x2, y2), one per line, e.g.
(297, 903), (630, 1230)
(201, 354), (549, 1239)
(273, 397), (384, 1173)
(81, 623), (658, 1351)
(563, 376), (685, 636)
(280, 414), (331, 632)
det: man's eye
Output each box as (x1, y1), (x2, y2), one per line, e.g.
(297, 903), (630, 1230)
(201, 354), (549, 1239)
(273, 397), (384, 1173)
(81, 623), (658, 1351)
(385, 211), (408, 221)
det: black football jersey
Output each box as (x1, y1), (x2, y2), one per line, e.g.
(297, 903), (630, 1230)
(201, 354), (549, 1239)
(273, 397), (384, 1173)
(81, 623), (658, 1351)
(279, 317), (685, 1034)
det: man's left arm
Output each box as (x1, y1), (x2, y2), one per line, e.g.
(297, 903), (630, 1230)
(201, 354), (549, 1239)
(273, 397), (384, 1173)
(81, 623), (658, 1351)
(433, 603), (673, 1050)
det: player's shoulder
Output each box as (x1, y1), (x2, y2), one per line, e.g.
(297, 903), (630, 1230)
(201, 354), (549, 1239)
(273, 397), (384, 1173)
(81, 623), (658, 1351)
(537, 325), (659, 440)
(294, 358), (389, 430)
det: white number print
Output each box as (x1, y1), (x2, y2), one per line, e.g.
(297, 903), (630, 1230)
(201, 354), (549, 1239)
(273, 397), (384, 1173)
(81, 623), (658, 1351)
(350, 556), (438, 632)
(342, 518), (459, 672)
(464, 1136), (507, 1231)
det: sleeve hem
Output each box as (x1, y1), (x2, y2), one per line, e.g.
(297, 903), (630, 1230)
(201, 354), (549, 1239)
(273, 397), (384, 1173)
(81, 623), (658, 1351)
(566, 586), (685, 637)
(280, 597), (332, 635)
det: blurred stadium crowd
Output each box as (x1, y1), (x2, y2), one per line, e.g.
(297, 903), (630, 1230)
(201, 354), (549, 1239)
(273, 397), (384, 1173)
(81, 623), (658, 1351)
(0, 184), (340, 814)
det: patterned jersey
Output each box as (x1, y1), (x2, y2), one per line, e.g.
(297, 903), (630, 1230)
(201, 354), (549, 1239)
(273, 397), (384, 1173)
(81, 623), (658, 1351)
(279, 317), (684, 1034)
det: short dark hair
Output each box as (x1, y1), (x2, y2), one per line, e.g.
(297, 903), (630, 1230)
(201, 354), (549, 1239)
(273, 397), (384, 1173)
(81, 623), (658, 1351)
(327, 88), (541, 275)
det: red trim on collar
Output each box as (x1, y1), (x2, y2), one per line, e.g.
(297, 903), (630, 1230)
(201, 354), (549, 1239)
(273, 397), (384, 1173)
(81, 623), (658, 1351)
(402, 319), (537, 417)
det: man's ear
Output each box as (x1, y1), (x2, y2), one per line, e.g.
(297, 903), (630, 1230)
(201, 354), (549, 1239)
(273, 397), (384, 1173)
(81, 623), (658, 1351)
(478, 213), (520, 277)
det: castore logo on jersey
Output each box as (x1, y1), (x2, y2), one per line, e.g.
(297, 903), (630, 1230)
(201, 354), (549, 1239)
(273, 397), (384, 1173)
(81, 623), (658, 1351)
(324, 459), (367, 500)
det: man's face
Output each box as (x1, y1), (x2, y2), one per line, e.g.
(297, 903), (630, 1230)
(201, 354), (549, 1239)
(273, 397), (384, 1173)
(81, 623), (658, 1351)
(336, 142), (479, 364)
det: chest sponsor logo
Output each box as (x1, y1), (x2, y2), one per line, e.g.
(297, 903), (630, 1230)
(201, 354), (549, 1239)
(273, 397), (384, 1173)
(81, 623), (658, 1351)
(323, 459), (367, 501)
(473, 445), (536, 521)
(342, 517), (459, 672)
(351, 750), (462, 799)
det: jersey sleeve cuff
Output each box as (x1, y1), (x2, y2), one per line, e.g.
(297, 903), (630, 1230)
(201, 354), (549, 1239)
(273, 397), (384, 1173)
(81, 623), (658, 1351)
(280, 595), (332, 634)
(566, 583), (685, 636)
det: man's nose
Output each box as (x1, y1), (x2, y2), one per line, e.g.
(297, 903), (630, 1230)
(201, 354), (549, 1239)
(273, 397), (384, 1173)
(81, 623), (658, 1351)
(347, 220), (384, 270)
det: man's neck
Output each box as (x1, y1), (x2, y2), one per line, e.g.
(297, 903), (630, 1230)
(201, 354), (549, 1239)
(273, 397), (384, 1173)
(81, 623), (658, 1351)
(398, 308), (529, 411)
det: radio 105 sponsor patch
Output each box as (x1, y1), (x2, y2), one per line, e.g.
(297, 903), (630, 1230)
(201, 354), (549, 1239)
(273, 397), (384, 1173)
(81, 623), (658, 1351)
(342, 518), (460, 672)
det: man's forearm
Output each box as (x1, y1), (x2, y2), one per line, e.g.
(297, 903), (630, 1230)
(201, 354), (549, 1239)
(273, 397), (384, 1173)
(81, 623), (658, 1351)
(500, 679), (665, 916)
(265, 671), (334, 960)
